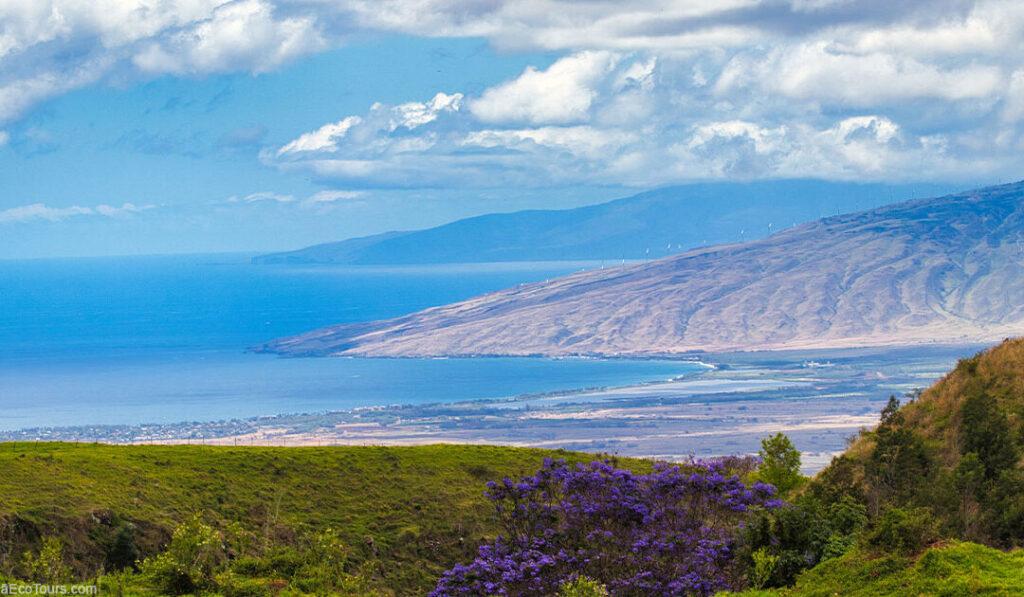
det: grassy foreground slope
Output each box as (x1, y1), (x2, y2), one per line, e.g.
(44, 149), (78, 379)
(0, 443), (640, 594)
(734, 542), (1024, 596)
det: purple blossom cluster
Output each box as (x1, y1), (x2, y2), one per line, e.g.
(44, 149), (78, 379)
(432, 458), (780, 596)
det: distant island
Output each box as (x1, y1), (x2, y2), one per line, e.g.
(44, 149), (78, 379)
(260, 181), (1024, 357)
(252, 180), (953, 265)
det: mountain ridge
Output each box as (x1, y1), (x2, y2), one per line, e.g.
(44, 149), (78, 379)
(252, 180), (954, 265)
(259, 181), (1024, 357)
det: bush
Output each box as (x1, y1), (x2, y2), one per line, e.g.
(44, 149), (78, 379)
(21, 536), (72, 584)
(214, 571), (270, 597)
(432, 458), (780, 596)
(867, 507), (938, 554)
(558, 576), (609, 596)
(140, 514), (225, 595)
(749, 547), (779, 589)
(291, 528), (354, 592)
(104, 523), (140, 571)
(740, 493), (867, 588)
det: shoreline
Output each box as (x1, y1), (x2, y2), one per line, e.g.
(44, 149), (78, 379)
(0, 343), (978, 473)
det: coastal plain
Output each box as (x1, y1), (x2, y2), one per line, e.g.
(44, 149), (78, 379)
(3, 345), (977, 473)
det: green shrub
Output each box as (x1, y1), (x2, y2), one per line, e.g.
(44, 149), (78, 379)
(140, 514), (225, 595)
(104, 523), (140, 571)
(96, 569), (136, 597)
(867, 507), (938, 554)
(558, 576), (609, 597)
(749, 547), (779, 589)
(215, 570), (270, 597)
(21, 536), (71, 584)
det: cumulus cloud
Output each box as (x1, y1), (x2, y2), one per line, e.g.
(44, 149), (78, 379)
(391, 92), (463, 129)
(0, 0), (326, 122)
(716, 42), (1003, 106)
(3, 0), (1024, 182)
(470, 51), (618, 125)
(277, 117), (362, 156)
(0, 202), (154, 224)
(464, 126), (638, 160)
(131, 0), (325, 75)
(266, 40), (1023, 188)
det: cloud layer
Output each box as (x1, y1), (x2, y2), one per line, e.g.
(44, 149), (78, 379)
(3, 0), (1024, 183)
(0, 202), (154, 224)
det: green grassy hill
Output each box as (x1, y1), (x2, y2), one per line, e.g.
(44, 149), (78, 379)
(733, 541), (1024, 596)
(0, 443), (643, 595)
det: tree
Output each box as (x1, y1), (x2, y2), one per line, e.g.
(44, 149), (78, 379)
(953, 452), (985, 539)
(880, 395), (902, 426)
(865, 398), (932, 512)
(758, 433), (803, 495)
(432, 459), (781, 596)
(960, 392), (1016, 479)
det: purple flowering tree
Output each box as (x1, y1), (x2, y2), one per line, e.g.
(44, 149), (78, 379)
(432, 458), (780, 596)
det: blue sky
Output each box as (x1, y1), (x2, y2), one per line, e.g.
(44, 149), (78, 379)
(2, 1), (1023, 258)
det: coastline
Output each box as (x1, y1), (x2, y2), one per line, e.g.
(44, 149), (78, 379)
(1, 343), (978, 473)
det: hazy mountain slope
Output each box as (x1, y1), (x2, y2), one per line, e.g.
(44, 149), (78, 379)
(259, 181), (1024, 357)
(252, 181), (952, 265)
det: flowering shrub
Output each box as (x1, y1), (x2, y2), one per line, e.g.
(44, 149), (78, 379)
(432, 458), (780, 596)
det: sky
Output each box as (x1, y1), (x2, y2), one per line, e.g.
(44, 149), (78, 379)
(2, 0), (1024, 258)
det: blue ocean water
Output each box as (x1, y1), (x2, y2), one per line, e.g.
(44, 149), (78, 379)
(0, 254), (698, 430)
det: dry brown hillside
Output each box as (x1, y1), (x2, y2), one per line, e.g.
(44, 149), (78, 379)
(898, 338), (1024, 466)
(261, 181), (1024, 358)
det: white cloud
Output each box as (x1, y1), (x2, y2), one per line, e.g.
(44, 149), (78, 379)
(228, 191), (296, 203)
(0, 0), (326, 122)
(830, 116), (900, 143)
(93, 202), (153, 217)
(277, 117), (362, 156)
(304, 190), (365, 204)
(226, 189), (367, 209)
(271, 91), (468, 186)
(265, 51), (1024, 188)
(463, 126), (637, 160)
(688, 121), (787, 154)
(470, 51), (618, 125)
(0, 202), (153, 224)
(131, 0), (324, 75)
(1003, 69), (1024, 122)
(3, 0), (1024, 183)
(2, 1), (1022, 121)
(0, 56), (113, 123)
(717, 41), (1004, 106)
(390, 92), (463, 129)
(0, 130), (8, 146)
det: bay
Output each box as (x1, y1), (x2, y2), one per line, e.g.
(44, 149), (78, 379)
(0, 254), (698, 430)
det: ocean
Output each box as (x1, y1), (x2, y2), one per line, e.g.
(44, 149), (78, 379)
(0, 254), (700, 431)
